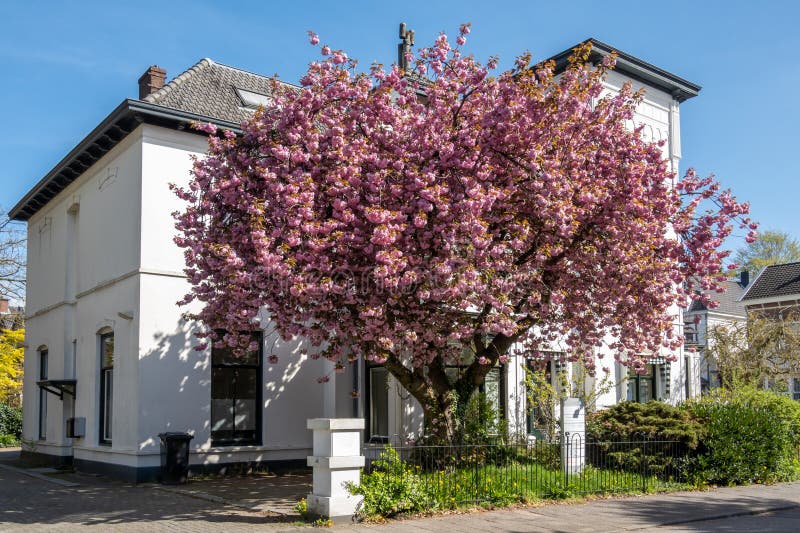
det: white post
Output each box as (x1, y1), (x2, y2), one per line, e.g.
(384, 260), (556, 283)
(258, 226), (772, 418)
(307, 418), (365, 523)
(561, 398), (585, 475)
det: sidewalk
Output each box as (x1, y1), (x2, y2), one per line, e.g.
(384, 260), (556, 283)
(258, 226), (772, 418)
(333, 482), (800, 532)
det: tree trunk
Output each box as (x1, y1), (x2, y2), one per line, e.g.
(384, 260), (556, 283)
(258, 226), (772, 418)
(380, 331), (522, 444)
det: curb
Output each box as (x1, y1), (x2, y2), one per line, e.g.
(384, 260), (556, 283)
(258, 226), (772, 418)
(0, 462), (80, 487)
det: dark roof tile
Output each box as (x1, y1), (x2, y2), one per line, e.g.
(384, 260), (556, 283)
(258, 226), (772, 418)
(741, 262), (800, 301)
(687, 279), (747, 317)
(143, 58), (283, 125)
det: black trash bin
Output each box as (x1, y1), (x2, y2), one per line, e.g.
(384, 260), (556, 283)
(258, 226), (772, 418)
(158, 432), (193, 484)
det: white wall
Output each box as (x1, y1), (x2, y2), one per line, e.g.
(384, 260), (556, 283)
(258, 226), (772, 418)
(136, 126), (329, 465)
(22, 129), (143, 452)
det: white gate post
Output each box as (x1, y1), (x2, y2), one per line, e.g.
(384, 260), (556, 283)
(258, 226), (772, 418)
(307, 418), (365, 522)
(561, 398), (586, 475)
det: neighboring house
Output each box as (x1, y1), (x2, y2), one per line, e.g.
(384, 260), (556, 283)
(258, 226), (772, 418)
(10, 38), (700, 481)
(740, 261), (800, 397)
(683, 273), (749, 393)
(0, 298), (24, 330)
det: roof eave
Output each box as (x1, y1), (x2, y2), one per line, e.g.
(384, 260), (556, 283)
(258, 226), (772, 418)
(10, 100), (241, 222)
(549, 38), (701, 103)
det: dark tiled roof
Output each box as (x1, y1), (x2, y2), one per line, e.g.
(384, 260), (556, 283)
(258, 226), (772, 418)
(741, 262), (800, 301)
(549, 38), (701, 102)
(688, 279), (747, 317)
(144, 58), (291, 124)
(11, 59), (290, 221)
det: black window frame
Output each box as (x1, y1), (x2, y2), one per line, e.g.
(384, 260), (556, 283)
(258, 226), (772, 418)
(210, 332), (263, 447)
(364, 364), (390, 443)
(38, 349), (48, 440)
(99, 331), (114, 445)
(627, 364), (657, 403)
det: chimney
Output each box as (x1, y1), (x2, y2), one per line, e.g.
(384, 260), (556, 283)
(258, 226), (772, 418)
(138, 65), (167, 99)
(740, 270), (750, 288)
(0, 298), (8, 314)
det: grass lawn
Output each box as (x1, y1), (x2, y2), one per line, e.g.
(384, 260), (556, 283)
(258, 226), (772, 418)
(409, 462), (691, 507)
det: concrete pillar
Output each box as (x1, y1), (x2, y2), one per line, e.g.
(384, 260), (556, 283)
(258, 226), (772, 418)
(307, 418), (365, 522)
(561, 398), (585, 475)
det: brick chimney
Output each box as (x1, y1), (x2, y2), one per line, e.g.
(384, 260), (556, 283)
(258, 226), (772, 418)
(138, 65), (167, 99)
(0, 298), (8, 314)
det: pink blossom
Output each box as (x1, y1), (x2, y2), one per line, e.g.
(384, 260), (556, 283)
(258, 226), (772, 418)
(174, 30), (753, 423)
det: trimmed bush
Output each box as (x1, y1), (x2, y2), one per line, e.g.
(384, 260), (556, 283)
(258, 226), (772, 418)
(587, 401), (704, 479)
(587, 401), (705, 446)
(687, 388), (800, 485)
(0, 403), (22, 439)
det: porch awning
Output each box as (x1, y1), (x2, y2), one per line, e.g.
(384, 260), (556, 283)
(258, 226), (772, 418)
(37, 379), (76, 400)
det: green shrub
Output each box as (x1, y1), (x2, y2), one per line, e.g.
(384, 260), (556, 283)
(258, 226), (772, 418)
(588, 401), (705, 445)
(0, 434), (19, 447)
(458, 391), (507, 445)
(347, 448), (434, 519)
(0, 403), (22, 439)
(687, 387), (800, 485)
(587, 401), (704, 479)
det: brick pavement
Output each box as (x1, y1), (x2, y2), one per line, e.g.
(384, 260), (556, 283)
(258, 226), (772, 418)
(0, 464), (302, 532)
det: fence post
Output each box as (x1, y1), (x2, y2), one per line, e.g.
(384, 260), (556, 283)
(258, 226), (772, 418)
(641, 438), (648, 493)
(306, 418), (365, 523)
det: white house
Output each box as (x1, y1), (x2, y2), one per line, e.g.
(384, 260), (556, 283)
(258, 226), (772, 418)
(12, 38), (701, 481)
(739, 262), (800, 397)
(684, 273), (749, 392)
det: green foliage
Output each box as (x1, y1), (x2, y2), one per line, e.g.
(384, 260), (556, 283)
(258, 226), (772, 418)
(347, 448), (434, 519)
(351, 446), (691, 519)
(458, 391), (506, 444)
(687, 387), (800, 485)
(587, 401), (705, 446)
(0, 403), (22, 439)
(294, 497), (307, 517)
(587, 401), (704, 479)
(0, 433), (18, 447)
(734, 229), (800, 274)
(523, 365), (558, 440)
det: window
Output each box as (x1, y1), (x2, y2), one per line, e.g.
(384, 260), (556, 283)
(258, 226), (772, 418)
(99, 332), (114, 444)
(481, 367), (504, 427)
(445, 364), (506, 427)
(366, 366), (390, 443)
(684, 325), (698, 345)
(38, 349), (48, 440)
(525, 357), (563, 436)
(627, 365), (656, 403)
(211, 333), (262, 446)
(793, 378), (800, 401)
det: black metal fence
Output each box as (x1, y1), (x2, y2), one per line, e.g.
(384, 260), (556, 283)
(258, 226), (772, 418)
(361, 434), (694, 504)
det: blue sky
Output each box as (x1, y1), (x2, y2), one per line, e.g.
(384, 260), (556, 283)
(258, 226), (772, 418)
(2, 0), (798, 253)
